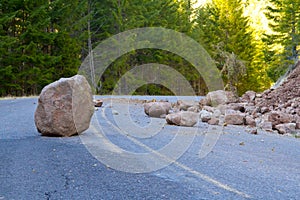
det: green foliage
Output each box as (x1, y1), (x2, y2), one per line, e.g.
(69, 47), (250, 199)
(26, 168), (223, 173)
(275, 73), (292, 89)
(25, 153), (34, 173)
(265, 0), (300, 81)
(216, 44), (246, 96)
(0, 0), (296, 96)
(0, 0), (86, 96)
(193, 0), (272, 95)
(193, 0), (250, 94)
(134, 84), (174, 96)
(95, 0), (206, 95)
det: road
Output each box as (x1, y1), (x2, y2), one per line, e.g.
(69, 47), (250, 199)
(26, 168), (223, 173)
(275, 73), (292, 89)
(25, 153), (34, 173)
(0, 97), (299, 200)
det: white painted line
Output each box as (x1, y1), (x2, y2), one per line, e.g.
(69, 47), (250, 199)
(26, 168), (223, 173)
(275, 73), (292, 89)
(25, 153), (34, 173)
(96, 104), (252, 199)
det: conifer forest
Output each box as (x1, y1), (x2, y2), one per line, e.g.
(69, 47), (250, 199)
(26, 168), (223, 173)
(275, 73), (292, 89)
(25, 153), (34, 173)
(0, 0), (299, 96)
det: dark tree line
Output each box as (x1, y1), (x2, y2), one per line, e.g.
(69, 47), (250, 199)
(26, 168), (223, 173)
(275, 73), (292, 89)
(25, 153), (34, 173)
(0, 0), (298, 96)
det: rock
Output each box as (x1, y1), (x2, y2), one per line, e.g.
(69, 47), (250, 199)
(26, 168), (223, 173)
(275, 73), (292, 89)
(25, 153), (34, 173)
(199, 110), (212, 122)
(241, 91), (256, 102)
(166, 111), (199, 127)
(144, 102), (172, 118)
(224, 91), (239, 104)
(244, 106), (256, 114)
(250, 129), (258, 135)
(148, 104), (166, 118)
(176, 100), (197, 111)
(205, 90), (238, 107)
(295, 122), (300, 129)
(166, 113), (181, 125)
(256, 61), (300, 109)
(199, 97), (208, 107)
(187, 106), (199, 113)
(144, 102), (154, 115)
(245, 115), (256, 127)
(252, 111), (262, 119)
(205, 90), (226, 107)
(224, 110), (245, 125)
(227, 103), (246, 113)
(212, 109), (222, 118)
(34, 75), (94, 137)
(208, 117), (219, 125)
(216, 104), (228, 115)
(202, 106), (215, 113)
(260, 106), (270, 114)
(93, 99), (103, 107)
(259, 120), (273, 132)
(268, 111), (293, 127)
(274, 123), (296, 134)
(112, 110), (119, 115)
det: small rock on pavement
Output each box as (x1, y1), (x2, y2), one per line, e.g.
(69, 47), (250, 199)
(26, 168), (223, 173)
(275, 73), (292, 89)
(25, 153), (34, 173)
(176, 100), (197, 111)
(112, 110), (119, 115)
(187, 106), (199, 113)
(93, 99), (103, 107)
(259, 120), (273, 132)
(208, 117), (219, 125)
(34, 75), (94, 137)
(274, 123), (296, 134)
(144, 102), (171, 118)
(166, 111), (199, 127)
(199, 110), (212, 122)
(250, 129), (258, 135)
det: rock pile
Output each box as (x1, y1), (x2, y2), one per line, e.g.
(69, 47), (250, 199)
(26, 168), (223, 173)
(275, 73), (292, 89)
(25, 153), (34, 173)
(143, 100), (201, 127)
(199, 61), (300, 134)
(143, 61), (300, 134)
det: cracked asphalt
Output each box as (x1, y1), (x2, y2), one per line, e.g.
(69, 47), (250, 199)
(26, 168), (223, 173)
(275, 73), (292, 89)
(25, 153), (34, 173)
(0, 96), (300, 200)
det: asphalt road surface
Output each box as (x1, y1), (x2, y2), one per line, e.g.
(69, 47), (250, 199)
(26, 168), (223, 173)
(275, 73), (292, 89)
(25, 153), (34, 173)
(0, 96), (299, 200)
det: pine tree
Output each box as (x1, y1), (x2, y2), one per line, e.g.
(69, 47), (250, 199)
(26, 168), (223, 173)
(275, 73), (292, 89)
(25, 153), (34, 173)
(0, 0), (87, 96)
(95, 0), (201, 95)
(193, 0), (267, 95)
(265, 0), (300, 81)
(0, 0), (20, 96)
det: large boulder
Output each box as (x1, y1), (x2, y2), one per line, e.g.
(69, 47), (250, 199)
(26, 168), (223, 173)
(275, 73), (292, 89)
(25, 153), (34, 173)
(34, 75), (94, 137)
(166, 111), (199, 127)
(144, 102), (171, 118)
